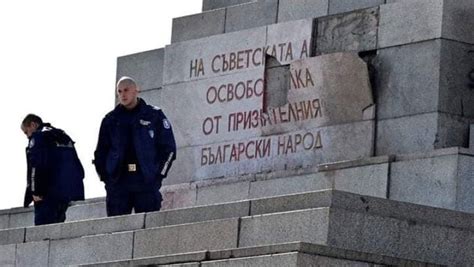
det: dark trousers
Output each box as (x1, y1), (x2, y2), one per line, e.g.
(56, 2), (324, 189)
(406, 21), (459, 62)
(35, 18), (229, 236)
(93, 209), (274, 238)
(34, 198), (69, 226)
(105, 172), (162, 217)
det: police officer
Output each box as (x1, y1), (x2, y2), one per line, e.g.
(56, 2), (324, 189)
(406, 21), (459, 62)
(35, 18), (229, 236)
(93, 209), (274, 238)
(94, 76), (176, 216)
(21, 114), (85, 225)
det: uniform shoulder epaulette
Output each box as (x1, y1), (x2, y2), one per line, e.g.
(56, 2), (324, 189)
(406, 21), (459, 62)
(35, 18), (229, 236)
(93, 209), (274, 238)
(151, 105), (161, 111)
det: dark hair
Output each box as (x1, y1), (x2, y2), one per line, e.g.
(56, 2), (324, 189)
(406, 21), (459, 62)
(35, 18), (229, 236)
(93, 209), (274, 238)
(22, 114), (43, 127)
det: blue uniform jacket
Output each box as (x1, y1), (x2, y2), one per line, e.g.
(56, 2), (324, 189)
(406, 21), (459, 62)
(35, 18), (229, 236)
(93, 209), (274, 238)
(24, 123), (85, 207)
(93, 98), (177, 184)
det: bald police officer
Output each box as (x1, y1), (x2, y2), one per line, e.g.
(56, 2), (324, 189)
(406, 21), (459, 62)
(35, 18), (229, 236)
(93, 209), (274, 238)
(94, 76), (176, 216)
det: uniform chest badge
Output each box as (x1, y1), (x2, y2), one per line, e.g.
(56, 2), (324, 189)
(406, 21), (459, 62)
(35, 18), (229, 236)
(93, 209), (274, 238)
(148, 130), (155, 139)
(163, 119), (171, 129)
(28, 138), (35, 148)
(140, 119), (151, 126)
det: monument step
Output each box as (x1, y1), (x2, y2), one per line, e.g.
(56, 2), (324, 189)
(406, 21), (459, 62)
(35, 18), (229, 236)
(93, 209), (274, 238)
(80, 242), (440, 267)
(1, 190), (473, 266)
(1, 147), (473, 231)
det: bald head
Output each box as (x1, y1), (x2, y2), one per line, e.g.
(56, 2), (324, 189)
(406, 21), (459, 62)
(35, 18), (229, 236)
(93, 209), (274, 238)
(116, 76), (139, 109)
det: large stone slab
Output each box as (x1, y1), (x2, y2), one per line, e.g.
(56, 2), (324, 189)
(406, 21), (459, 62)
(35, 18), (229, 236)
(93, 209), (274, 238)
(378, 0), (443, 48)
(376, 112), (471, 155)
(374, 39), (474, 120)
(16, 240), (49, 267)
(328, 0), (384, 14)
(379, 0), (474, 48)
(0, 214), (8, 230)
(49, 231), (134, 266)
(171, 9), (226, 43)
(116, 48), (164, 91)
(277, 0), (328, 23)
(133, 218), (239, 258)
(471, 124), (474, 150)
(164, 18), (313, 85)
(146, 201), (249, 228)
(0, 244), (15, 266)
(239, 208), (330, 247)
(316, 7), (378, 55)
(196, 181), (251, 205)
(26, 213), (144, 242)
(202, 0), (255, 11)
(0, 227), (24, 245)
(163, 27), (266, 85)
(225, 0), (278, 33)
(203, 252), (374, 267)
(8, 209), (33, 228)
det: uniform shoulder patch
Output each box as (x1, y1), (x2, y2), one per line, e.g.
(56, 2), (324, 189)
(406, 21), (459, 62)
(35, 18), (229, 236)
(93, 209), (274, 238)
(163, 118), (171, 129)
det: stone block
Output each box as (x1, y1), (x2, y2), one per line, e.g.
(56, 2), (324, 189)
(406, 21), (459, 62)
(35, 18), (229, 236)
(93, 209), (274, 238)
(376, 113), (437, 155)
(439, 40), (474, 117)
(0, 215), (8, 230)
(162, 147), (196, 186)
(0, 244), (15, 266)
(331, 163), (388, 198)
(196, 181), (250, 205)
(374, 40), (441, 120)
(249, 173), (331, 199)
(327, 209), (401, 257)
(133, 218), (239, 258)
(277, 0), (328, 23)
(192, 121), (373, 180)
(442, 0), (474, 45)
(225, 0), (278, 33)
(66, 201), (107, 222)
(454, 155), (474, 213)
(146, 201), (249, 228)
(16, 241), (49, 267)
(49, 231), (134, 266)
(171, 9), (226, 43)
(163, 27), (266, 85)
(202, 0), (255, 11)
(376, 112), (471, 155)
(316, 7), (378, 54)
(239, 208), (329, 247)
(250, 190), (333, 215)
(0, 227), (24, 245)
(139, 87), (162, 108)
(26, 213), (144, 242)
(375, 39), (474, 120)
(204, 252), (372, 267)
(390, 154), (458, 210)
(116, 48), (164, 91)
(329, 0), (384, 14)
(378, 0), (443, 48)
(84, 252), (207, 267)
(8, 210), (33, 228)
(266, 18), (313, 65)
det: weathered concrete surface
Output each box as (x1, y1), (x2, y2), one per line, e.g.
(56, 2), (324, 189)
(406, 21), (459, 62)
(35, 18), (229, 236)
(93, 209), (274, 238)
(316, 7), (378, 54)
(379, 0), (474, 48)
(0, 227), (24, 245)
(49, 231), (134, 266)
(328, 0), (384, 14)
(202, 0), (255, 11)
(376, 112), (471, 155)
(116, 48), (164, 91)
(225, 0), (278, 33)
(134, 219), (239, 258)
(277, 0), (328, 23)
(171, 9), (226, 43)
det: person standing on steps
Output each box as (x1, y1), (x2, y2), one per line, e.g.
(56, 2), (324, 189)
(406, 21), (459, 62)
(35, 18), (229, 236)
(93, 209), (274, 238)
(21, 114), (85, 225)
(93, 76), (176, 216)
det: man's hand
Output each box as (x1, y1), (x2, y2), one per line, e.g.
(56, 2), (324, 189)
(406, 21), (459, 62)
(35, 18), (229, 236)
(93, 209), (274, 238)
(32, 195), (43, 202)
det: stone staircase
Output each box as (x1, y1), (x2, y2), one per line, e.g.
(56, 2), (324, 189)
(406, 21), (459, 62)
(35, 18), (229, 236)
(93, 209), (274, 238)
(1, 0), (473, 266)
(3, 189), (473, 266)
